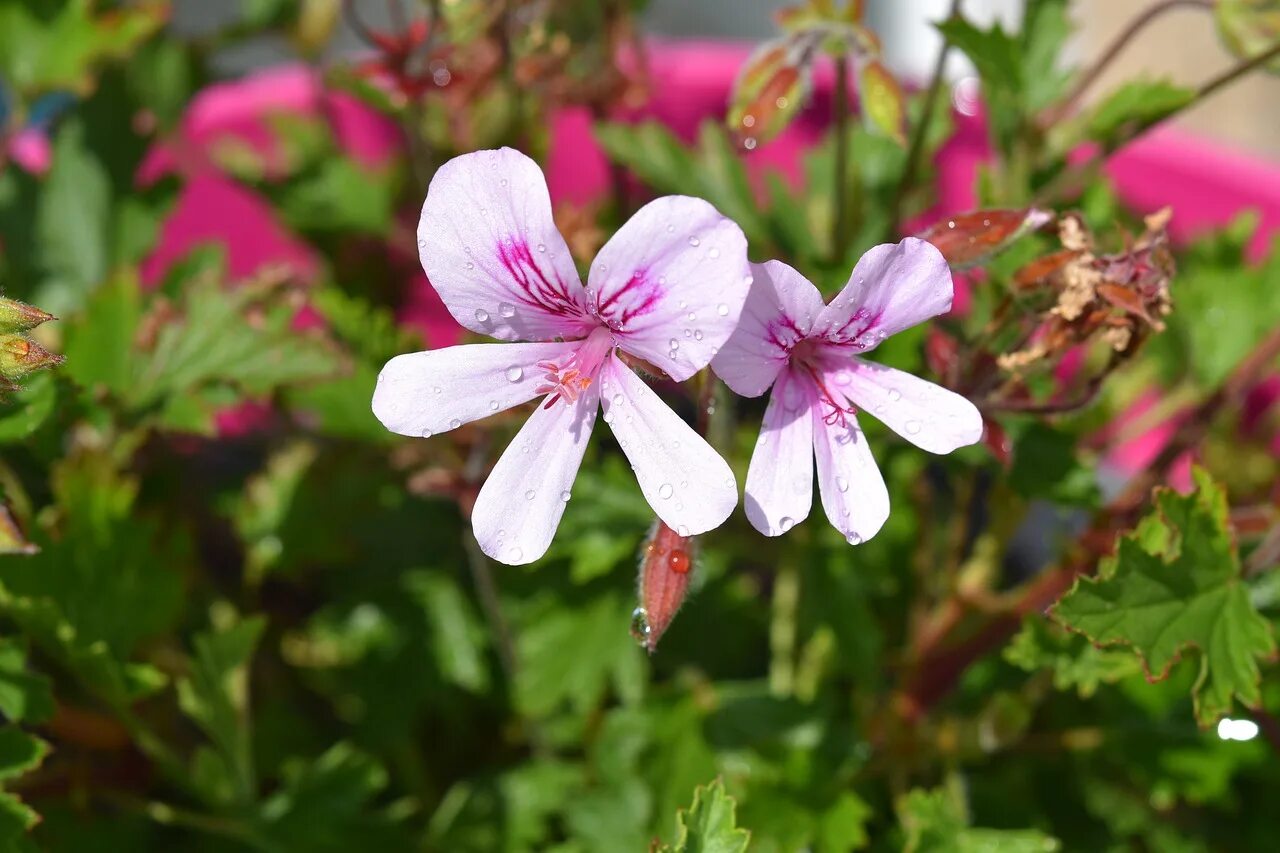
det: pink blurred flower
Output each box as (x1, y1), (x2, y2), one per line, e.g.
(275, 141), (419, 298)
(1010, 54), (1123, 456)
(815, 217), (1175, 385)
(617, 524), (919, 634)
(373, 148), (752, 564)
(713, 240), (983, 545)
(9, 127), (51, 175)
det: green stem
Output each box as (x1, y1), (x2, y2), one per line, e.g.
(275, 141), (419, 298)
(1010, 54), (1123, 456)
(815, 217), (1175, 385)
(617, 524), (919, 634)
(832, 55), (852, 261)
(890, 0), (964, 233)
(769, 555), (800, 697)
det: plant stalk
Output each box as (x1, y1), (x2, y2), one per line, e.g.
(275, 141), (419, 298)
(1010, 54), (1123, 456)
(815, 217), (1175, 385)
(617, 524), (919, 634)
(832, 55), (852, 260)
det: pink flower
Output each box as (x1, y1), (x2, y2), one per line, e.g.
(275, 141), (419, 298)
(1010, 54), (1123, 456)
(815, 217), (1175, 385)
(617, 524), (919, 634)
(712, 239), (983, 544)
(373, 148), (752, 564)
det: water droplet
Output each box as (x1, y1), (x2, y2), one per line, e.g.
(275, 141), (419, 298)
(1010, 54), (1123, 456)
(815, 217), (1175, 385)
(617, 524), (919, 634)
(522, 490), (536, 502)
(612, 393), (624, 406)
(659, 483), (674, 499)
(630, 608), (651, 645)
(669, 339), (679, 351)
(421, 428), (433, 438)
(779, 516), (795, 532)
(669, 549), (690, 573)
(489, 400), (499, 411)
(709, 247), (720, 259)
(433, 386), (442, 395)
(694, 330), (704, 341)
(474, 308), (490, 322)
(905, 420), (923, 435)
(845, 532), (863, 546)
(743, 137), (758, 150)
(465, 261), (475, 270)
(688, 236), (700, 247)
(837, 476), (849, 493)
(684, 329), (692, 338)
(449, 419), (461, 430)
(680, 480), (688, 488)
(500, 178), (508, 186)
(417, 237), (427, 249)
(717, 303), (730, 316)
(888, 388), (902, 402)
(560, 490), (571, 502)
(666, 223), (675, 233)
(536, 242), (546, 252)
(677, 525), (690, 537)
(506, 546), (524, 562)
(506, 366), (523, 382)
(686, 312), (696, 321)
(498, 302), (516, 318)
(603, 411), (615, 424)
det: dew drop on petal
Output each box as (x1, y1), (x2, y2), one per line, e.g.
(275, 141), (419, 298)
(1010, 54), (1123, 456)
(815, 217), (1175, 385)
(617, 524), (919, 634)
(421, 428), (432, 438)
(688, 236), (700, 247)
(717, 303), (730, 316)
(668, 339), (679, 351)
(506, 546), (523, 562)
(677, 524), (690, 537)
(684, 329), (692, 338)
(474, 308), (489, 322)
(694, 330), (704, 341)
(836, 476), (849, 493)
(779, 516), (795, 532)
(433, 386), (442, 395)
(905, 420), (923, 435)
(560, 490), (571, 502)
(845, 532), (863, 546)
(524, 489), (535, 500)
(536, 243), (546, 253)
(708, 247), (720, 259)
(489, 400), (499, 411)
(465, 261), (475, 270)
(506, 366), (523, 382)
(888, 388), (902, 402)
(449, 419), (461, 430)
(659, 483), (674, 499)
(498, 302), (516, 318)
(612, 393), (624, 406)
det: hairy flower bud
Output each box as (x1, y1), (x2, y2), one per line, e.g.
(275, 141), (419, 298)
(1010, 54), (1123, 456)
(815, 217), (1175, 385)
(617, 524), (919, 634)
(0, 297), (56, 335)
(631, 521), (694, 653)
(0, 334), (64, 383)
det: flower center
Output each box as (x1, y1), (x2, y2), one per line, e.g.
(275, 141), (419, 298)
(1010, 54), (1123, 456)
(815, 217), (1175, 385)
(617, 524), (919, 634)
(790, 339), (857, 429)
(535, 326), (615, 409)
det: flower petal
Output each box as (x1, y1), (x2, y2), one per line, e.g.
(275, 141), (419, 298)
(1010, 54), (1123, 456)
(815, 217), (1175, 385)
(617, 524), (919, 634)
(812, 237), (953, 351)
(419, 148), (594, 342)
(587, 196), (751, 381)
(600, 356), (737, 535)
(744, 370), (814, 536)
(831, 358), (984, 454)
(712, 260), (825, 398)
(471, 384), (599, 565)
(811, 408), (889, 545)
(373, 341), (579, 437)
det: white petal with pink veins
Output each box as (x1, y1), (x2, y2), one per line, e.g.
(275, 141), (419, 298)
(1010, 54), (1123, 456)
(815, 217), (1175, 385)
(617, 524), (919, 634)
(373, 341), (580, 438)
(589, 196), (751, 381)
(712, 260), (826, 398)
(812, 237), (953, 351)
(831, 358), (984, 454)
(471, 385), (600, 565)
(744, 370), (815, 536)
(812, 410), (889, 545)
(600, 355), (737, 535)
(419, 147), (594, 342)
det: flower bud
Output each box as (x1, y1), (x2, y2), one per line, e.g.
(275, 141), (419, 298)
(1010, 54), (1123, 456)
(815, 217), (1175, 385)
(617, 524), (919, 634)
(631, 521), (694, 653)
(0, 297), (55, 334)
(0, 334), (64, 382)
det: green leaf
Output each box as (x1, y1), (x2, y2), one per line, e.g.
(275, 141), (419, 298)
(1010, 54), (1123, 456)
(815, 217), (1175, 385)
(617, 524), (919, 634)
(176, 615), (267, 803)
(0, 0), (166, 97)
(404, 572), (490, 693)
(34, 120), (112, 315)
(725, 37), (810, 145)
(227, 442), (319, 582)
(0, 728), (48, 782)
(658, 779), (750, 853)
(1215, 0), (1280, 74)
(1005, 617), (1141, 697)
(0, 373), (55, 443)
(858, 60), (906, 145)
(1084, 79), (1196, 149)
(1007, 421), (1099, 506)
(0, 639), (54, 724)
(1052, 468), (1277, 726)
(898, 786), (1061, 852)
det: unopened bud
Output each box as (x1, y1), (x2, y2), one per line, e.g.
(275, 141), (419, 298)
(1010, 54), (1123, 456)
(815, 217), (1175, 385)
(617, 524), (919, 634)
(0, 334), (64, 381)
(631, 521), (694, 654)
(0, 297), (56, 334)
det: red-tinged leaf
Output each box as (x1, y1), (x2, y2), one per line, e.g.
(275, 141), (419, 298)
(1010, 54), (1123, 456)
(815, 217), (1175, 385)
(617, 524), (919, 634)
(1014, 249), (1081, 289)
(858, 60), (906, 145)
(1096, 283), (1162, 328)
(775, 0), (834, 31)
(919, 208), (1053, 268)
(632, 522), (694, 653)
(924, 327), (960, 385)
(727, 37), (812, 146)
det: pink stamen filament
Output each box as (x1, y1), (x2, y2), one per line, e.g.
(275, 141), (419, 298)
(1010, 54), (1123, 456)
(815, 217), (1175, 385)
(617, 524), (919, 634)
(797, 360), (856, 429)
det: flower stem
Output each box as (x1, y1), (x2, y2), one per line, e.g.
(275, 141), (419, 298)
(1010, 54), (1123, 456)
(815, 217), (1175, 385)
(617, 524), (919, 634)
(1038, 0), (1213, 130)
(890, 0), (964, 235)
(769, 555), (800, 697)
(832, 54), (852, 261)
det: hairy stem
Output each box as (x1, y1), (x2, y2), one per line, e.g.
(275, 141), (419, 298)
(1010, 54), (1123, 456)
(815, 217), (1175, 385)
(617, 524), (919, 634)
(1039, 0), (1214, 129)
(890, 0), (964, 233)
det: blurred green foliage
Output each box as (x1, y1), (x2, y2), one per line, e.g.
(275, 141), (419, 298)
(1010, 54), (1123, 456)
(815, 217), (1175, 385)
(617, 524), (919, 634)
(0, 1), (1276, 851)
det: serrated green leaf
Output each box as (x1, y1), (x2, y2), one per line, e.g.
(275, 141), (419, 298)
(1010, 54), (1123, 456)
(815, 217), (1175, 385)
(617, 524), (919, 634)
(1005, 617), (1141, 697)
(0, 639), (54, 724)
(899, 786), (1061, 853)
(1052, 468), (1277, 725)
(34, 121), (111, 315)
(1084, 79), (1196, 149)
(0, 728), (48, 782)
(658, 779), (750, 853)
